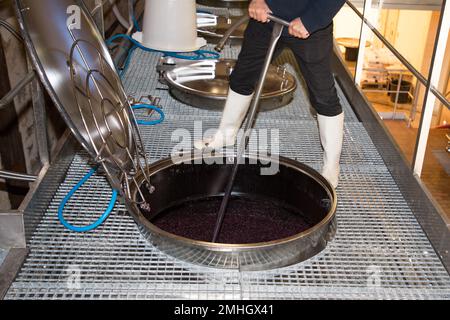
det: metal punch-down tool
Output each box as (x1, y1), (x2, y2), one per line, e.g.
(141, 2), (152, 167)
(212, 15), (291, 242)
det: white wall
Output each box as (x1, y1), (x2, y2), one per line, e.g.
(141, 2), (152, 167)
(334, 7), (432, 70)
(333, 6), (380, 41)
(394, 10), (432, 72)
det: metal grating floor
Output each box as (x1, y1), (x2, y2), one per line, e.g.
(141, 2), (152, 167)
(122, 47), (360, 123)
(5, 40), (450, 300)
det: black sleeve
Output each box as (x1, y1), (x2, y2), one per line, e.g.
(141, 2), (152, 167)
(300, 0), (346, 33)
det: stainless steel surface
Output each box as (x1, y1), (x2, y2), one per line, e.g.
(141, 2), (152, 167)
(15, 0), (132, 172)
(127, 154), (337, 271)
(213, 22), (285, 242)
(197, 0), (249, 9)
(164, 59), (297, 112)
(266, 14), (291, 28)
(198, 15), (247, 45)
(15, 0), (153, 203)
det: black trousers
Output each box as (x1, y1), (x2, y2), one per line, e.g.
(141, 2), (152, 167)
(230, 20), (342, 117)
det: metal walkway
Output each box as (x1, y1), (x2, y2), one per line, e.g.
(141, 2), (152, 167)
(5, 43), (450, 300)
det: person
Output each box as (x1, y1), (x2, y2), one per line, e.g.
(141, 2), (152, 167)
(195, 0), (346, 188)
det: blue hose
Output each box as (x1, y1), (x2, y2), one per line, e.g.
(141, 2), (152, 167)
(133, 15), (141, 32)
(58, 167), (118, 233)
(119, 45), (138, 77)
(107, 33), (220, 61)
(132, 104), (165, 125)
(197, 10), (213, 14)
(60, 29), (174, 232)
(58, 104), (165, 232)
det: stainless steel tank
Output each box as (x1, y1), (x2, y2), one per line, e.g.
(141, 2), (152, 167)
(128, 154), (337, 271)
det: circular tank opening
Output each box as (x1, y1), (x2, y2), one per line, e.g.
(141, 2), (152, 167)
(137, 156), (334, 245)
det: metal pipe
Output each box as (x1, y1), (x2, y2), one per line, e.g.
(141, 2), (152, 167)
(0, 20), (24, 42)
(212, 20), (286, 243)
(0, 71), (35, 111)
(267, 14), (290, 27)
(0, 170), (37, 183)
(215, 14), (290, 52)
(431, 87), (450, 110)
(215, 15), (249, 52)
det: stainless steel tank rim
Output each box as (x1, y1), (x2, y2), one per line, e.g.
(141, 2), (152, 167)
(129, 153), (337, 253)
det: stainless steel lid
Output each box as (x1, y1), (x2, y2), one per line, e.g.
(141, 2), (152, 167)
(15, 0), (152, 201)
(162, 58), (297, 111)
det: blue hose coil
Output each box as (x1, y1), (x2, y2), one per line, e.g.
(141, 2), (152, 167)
(132, 104), (165, 125)
(58, 167), (118, 233)
(58, 104), (165, 232)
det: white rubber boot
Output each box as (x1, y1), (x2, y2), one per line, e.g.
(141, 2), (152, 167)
(194, 88), (254, 150)
(317, 112), (344, 189)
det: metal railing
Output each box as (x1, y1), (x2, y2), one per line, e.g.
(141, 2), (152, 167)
(347, 0), (449, 110)
(347, 0), (450, 177)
